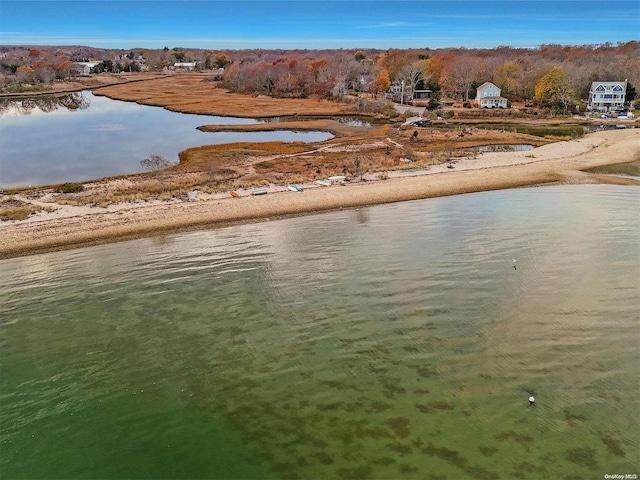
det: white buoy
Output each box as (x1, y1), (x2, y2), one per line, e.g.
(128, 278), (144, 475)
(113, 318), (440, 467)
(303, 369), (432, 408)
(529, 396), (535, 406)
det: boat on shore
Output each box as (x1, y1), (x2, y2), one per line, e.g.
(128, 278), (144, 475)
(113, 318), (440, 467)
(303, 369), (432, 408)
(287, 184), (303, 192)
(327, 175), (346, 183)
(251, 188), (268, 196)
(315, 179), (331, 187)
(230, 190), (240, 198)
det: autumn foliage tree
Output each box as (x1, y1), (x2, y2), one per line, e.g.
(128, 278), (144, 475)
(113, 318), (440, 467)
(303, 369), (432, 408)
(493, 61), (523, 98)
(371, 69), (391, 97)
(535, 66), (576, 113)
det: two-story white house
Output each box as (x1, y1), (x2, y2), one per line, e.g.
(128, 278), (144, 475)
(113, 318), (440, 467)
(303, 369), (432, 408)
(588, 81), (627, 112)
(75, 61), (99, 75)
(476, 82), (508, 108)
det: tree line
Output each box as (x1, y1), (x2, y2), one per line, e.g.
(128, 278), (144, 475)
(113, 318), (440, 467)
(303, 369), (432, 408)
(1, 42), (638, 111)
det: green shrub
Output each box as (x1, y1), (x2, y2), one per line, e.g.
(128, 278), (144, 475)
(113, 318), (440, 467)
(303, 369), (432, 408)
(57, 182), (85, 193)
(427, 98), (441, 110)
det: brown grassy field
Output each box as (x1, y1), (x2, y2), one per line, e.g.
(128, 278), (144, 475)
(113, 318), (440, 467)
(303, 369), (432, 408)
(93, 74), (357, 117)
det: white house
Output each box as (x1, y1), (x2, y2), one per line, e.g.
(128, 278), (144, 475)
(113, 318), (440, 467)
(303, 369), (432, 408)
(385, 81), (412, 103)
(173, 62), (197, 71)
(75, 61), (99, 75)
(588, 81), (627, 112)
(476, 82), (508, 108)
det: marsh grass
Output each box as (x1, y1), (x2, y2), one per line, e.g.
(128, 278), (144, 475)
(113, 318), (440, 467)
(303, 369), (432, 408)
(0, 198), (56, 221)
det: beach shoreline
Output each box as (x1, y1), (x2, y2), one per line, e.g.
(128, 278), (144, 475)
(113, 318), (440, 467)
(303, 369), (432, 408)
(1, 128), (638, 260)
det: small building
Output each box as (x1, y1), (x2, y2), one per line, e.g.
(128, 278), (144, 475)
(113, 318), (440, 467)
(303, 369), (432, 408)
(173, 62), (197, 71)
(588, 81), (627, 112)
(412, 89), (432, 99)
(476, 82), (508, 108)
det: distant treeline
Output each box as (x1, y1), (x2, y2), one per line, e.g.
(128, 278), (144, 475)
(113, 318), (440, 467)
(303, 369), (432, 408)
(1, 42), (638, 111)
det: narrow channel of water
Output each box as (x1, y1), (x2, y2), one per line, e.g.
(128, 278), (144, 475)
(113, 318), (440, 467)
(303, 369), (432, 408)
(1, 185), (637, 479)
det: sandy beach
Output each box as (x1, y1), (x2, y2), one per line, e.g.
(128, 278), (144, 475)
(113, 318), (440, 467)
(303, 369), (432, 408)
(1, 128), (638, 259)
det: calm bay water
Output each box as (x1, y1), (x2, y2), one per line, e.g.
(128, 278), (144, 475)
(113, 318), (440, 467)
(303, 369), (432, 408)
(1, 185), (638, 479)
(0, 92), (332, 188)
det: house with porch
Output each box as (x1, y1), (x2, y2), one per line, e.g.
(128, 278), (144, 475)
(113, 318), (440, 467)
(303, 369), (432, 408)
(588, 81), (627, 112)
(475, 82), (508, 108)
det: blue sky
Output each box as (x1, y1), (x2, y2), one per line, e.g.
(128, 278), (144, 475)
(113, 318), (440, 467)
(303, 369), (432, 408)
(1, 0), (638, 49)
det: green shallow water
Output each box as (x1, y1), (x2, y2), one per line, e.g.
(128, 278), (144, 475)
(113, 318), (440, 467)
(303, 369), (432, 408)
(1, 185), (638, 479)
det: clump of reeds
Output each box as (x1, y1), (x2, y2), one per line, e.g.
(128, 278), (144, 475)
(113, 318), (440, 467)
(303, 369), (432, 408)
(0, 197), (56, 220)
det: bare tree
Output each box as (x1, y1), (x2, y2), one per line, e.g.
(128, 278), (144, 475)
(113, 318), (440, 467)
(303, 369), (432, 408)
(140, 155), (175, 190)
(441, 56), (483, 101)
(397, 62), (425, 100)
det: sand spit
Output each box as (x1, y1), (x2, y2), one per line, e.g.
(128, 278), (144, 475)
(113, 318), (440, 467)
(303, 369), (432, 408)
(1, 129), (638, 260)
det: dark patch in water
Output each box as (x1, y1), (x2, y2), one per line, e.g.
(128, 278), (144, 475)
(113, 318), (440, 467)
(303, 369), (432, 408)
(565, 447), (599, 469)
(314, 452), (334, 465)
(601, 433), (625, 457)
(319, 379), (344, 389)
(512, 461), (547, 478)
(368, 400), (394, 412)
(317, 401), (343, 411)
(478, 445), (497, 456)
(422, 442), (497, 480)
(411, 365), (439, 378)
(336, 465), (373, 480)
(416, 401), (455, 414)
(332, 419), (393, 445)
(369, 365), (388, 373)
(398, 463), (418, 474)
(564, 409), (588, 426)
(371, 456), (395, 466)
(414, 388), (431, 395)
(387, 441), (412, 456)
(494, 430), (533, 445)
(381, 379), (407, 399)
(272, 462), (299, 479)
(385, 417), (411, 438)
